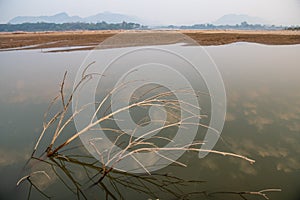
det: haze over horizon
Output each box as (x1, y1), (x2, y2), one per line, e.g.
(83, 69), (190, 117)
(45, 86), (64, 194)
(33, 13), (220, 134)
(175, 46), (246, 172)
(0, 0), (299, 26)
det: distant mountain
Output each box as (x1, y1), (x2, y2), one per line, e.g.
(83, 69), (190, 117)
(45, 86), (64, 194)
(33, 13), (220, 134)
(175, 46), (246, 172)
(83, 12), (142, 24)
(213, 14), (267, 25)
(8, 13), (81, 24)
(8, 12), (144, 24)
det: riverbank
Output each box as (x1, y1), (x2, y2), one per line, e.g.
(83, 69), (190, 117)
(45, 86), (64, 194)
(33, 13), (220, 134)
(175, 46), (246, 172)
(1, 30), (300, 51)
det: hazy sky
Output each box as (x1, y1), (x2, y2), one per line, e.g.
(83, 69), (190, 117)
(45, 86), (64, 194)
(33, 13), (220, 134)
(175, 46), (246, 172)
(0, 0), (299, 25)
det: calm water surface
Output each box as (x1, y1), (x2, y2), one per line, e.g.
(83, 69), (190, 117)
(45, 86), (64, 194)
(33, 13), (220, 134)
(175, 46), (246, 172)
(0, 43), (300, 199)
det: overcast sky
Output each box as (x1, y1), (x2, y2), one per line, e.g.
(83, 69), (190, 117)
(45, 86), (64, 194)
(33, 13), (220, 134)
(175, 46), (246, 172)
(0, 0), (299, 25)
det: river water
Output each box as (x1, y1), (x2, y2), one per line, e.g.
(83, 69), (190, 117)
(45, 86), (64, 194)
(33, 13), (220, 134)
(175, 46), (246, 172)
(0, 42), (299, 200)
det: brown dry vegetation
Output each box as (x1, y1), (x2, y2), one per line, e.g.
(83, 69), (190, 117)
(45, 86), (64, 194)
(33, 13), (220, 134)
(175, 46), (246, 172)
(0, 30), (300, 51)
(184, 30), (300, 45)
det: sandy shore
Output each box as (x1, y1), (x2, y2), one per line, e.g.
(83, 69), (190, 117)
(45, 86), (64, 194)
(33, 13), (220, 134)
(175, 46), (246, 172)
(0, 30), (300, 51)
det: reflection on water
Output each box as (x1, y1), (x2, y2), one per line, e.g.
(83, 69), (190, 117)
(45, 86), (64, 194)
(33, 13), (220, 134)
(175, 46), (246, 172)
(0, 43), (300, 199)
